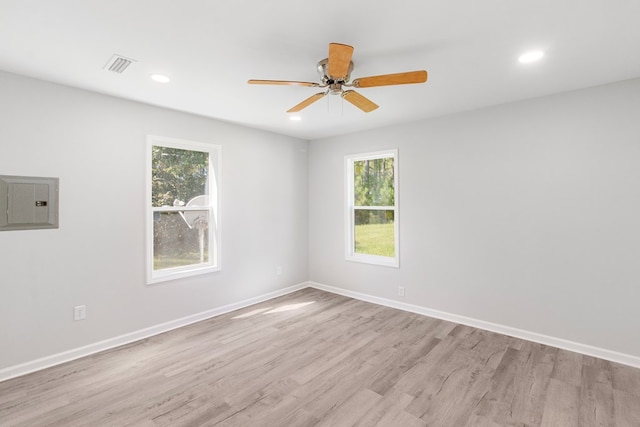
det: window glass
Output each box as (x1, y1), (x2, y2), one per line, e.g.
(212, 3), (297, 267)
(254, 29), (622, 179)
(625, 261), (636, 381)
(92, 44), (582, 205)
(151, 146), (209, 208)
(147, 136), (220, 283)
(353, 157), (395, 207)
(153, 211), (210, 270)
(346, 150), (398, 267)
(354, 209), (395, 257)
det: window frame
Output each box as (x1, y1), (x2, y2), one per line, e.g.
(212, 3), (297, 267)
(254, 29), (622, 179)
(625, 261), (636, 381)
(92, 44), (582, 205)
(146, 135), (221, 284)
(345, 149), (399, 268)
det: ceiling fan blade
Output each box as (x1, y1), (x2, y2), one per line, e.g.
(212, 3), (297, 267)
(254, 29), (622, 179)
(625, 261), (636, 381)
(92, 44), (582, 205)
(342, 90), (379, 113)
(248, 79), (320, 87)
(287, 92), (326, 113)
(328, 43), (354, 78)
(352, 70), (428, 88)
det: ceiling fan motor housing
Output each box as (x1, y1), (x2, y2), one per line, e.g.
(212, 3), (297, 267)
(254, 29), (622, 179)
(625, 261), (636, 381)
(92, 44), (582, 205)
(317, 58), (354, 94)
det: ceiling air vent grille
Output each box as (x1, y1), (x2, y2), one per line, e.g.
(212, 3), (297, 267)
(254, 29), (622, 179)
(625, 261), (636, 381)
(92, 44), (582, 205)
(104, 54), (136, 74)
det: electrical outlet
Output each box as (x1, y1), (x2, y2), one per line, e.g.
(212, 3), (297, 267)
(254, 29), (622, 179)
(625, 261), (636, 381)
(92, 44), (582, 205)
(398, 286), (405, 297)
(74, 305), (86, 321)
(277, 266), (282, 276)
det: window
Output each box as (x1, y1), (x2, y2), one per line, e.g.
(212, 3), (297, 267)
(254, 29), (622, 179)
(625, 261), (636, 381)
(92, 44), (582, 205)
(146, 135), (221, 284)
(345, 149), (399, 267)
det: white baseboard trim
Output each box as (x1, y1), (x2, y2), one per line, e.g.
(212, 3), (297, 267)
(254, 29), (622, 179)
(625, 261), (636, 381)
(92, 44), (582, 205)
(308, 281), (640, 369)
(4, 280), (638, 382)
(0, 282), (309, 382)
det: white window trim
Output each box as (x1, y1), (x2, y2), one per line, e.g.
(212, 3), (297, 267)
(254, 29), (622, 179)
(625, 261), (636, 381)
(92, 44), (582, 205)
(345, 149), (399, 268)
(146, 135), (221, 284)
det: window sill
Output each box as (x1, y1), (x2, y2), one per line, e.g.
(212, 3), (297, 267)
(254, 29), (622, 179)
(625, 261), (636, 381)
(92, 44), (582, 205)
(346, 254), (399, 268)
(147, 264), (220, 285)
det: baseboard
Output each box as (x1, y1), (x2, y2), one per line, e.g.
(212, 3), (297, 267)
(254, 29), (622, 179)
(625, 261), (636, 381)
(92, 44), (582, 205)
(308, 281), (640, 369)
(0, 282), (309, 382)
(5, 280), (638, 382)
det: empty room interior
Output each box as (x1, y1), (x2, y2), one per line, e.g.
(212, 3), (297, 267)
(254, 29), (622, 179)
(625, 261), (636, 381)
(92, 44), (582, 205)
(1, 1), (640, 426)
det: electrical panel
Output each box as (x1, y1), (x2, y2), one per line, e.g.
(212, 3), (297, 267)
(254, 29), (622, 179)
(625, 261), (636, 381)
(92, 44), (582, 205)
(0, 175), (59, 231)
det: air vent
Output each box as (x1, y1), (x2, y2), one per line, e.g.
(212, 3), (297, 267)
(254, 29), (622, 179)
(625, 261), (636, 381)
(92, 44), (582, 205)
(104, 54), (136, 74)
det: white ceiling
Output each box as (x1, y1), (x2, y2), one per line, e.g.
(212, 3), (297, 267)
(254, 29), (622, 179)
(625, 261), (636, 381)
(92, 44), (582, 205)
(1, 0), (639, 140)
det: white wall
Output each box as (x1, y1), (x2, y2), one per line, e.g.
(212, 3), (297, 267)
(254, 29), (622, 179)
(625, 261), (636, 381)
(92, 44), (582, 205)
(309, 78), (640, 359)
(0, 71), (308, 371)
(3, 69), (639, 374)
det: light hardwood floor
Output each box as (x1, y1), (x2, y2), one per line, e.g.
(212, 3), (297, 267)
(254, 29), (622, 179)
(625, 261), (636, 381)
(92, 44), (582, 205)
(1, 288), (640, 426)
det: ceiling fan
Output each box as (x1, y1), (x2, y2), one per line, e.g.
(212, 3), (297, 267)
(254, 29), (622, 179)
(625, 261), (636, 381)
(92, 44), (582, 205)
(248, 43), (428, 113)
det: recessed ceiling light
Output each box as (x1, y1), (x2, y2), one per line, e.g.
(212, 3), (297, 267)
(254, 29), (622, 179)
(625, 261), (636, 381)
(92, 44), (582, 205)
(289, 116), (302, 121)
(150, 74), (171, 83)
(518, 50), (544, 64)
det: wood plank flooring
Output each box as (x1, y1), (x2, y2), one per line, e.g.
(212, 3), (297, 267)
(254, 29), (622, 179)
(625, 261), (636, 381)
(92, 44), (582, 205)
(1, 288), (640, 426)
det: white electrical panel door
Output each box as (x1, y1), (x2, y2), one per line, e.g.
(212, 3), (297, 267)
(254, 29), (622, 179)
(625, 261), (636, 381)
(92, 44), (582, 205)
(0, 175), (59, 231)
(8, 183), (50, 224)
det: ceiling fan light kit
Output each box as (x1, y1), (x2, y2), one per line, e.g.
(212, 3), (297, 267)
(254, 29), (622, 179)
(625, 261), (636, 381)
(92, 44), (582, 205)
(248, 42), (428, 114)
